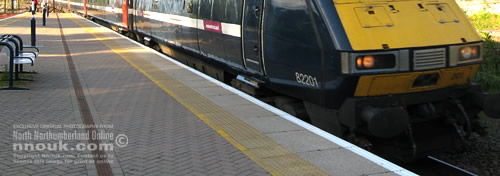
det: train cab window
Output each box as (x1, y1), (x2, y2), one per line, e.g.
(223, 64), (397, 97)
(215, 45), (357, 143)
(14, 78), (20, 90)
(264, 0), (332, 70)
(265, 0), (320, 46)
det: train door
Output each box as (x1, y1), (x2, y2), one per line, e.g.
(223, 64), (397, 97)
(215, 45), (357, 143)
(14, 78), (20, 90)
(122, 0), (128, 29)
(83, 0), (87, 16)
(242, 0), (264, 74)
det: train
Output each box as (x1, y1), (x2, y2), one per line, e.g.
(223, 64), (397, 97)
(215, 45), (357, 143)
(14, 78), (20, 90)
(53, 0), (500, 161)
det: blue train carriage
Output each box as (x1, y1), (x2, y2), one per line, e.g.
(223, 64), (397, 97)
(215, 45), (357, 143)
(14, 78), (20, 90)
(54, 0), (500, 161)
(54, 0), (130, 32)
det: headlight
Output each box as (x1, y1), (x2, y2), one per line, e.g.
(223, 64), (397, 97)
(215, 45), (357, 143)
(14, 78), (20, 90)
(450, 43), (483, 66)
(341, 51), (406, 74)
(459, 46), (480, 61)
(355, 54), (396, 70)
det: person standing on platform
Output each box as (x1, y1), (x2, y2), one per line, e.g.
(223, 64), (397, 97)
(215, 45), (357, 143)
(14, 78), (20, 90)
(34, 0), (39, 12)
(46, 0), (49, 17)
(41, 0), (47, 16)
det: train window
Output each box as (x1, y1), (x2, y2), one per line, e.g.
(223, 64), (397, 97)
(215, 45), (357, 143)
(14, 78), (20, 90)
(185, 0), (194, 14)
(157, 0), (165, 13)
(151, 0), (159, 11)
(225, 0), (242, 24)
(144, 0), (152, 11)
(174, 0), (185, 15)
(157, 0), (185, 15)
(199, 0), (213, 20)
(212, 0), (226, 22)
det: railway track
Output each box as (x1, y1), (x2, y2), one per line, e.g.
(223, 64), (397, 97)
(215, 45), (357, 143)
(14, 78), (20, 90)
(403, 156), (478, 176)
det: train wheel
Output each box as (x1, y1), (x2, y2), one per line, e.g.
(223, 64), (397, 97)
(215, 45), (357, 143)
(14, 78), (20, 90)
(303, 101), (345, 137)
(135, 34), (144, 44)
(270, 96), (309, 122)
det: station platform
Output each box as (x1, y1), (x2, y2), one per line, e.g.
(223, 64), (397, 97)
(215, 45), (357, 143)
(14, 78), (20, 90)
(0, 12), (416, 176)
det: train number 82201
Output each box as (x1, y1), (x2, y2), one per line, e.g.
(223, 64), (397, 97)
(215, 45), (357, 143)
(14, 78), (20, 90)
(295, 72), (319, 88)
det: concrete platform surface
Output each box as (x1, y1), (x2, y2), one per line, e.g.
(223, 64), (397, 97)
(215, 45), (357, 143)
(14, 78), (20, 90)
(0, 12), (415, 176)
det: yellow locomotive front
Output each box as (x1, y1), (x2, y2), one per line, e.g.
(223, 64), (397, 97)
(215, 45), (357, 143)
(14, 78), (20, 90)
(331, 0), (500, 160)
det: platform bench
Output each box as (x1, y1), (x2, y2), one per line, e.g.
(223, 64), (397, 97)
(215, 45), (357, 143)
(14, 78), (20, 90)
(0, 35), (39, 77)
(0, 35), (40, 89)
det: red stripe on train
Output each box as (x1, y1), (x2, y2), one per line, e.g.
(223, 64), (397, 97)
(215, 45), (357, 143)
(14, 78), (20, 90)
(122, 0), (128, 30)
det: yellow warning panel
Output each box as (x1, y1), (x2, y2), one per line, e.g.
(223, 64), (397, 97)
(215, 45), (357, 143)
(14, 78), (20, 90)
(334, 0), (482, 50)
(427, 3), (459, 23)
(355, 64), (479, 96)
(355, 6), (394, 28)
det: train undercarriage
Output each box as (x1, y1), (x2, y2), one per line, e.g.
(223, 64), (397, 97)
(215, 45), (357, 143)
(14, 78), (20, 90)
(306, 85), (499, 162)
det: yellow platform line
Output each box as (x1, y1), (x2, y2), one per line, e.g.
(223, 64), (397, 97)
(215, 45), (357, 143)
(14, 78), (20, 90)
(64, 13), (328, 176)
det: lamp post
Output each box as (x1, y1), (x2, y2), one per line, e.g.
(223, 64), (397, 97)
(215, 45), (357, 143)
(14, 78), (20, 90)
(31, 0), (36, 46)
(42, 0), (46, 26)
